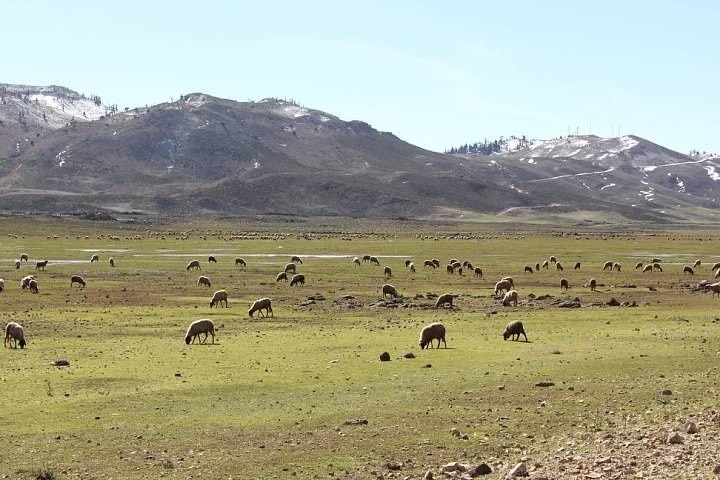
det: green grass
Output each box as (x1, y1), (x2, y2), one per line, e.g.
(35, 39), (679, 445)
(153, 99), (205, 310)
(1, 217), (720, 478)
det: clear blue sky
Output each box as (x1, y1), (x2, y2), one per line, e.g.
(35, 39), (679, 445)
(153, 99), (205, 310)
(6, 0), (719, 154)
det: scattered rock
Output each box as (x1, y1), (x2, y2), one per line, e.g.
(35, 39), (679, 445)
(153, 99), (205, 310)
(300, 299), (316, 306)
(666, 431), (683, 444)
(442, 462), (464, 473)
(335, 295), (355, 301)
(385, 461), (403, 471)
(468, 463), (492, 476)
(423, 470), (434, 480)
(713, 464), (720, 474)
(507, 462), (528, 477)
(404, 352), (415, 359)
(535, 381), (555, 387)
(379, 352), (391, 362)
(606, 297), (621, 306)
(422, 364), (432, 368)
(558, 300), (581, 308)
(661, 389), (672, 395)
(450, 427), (461, 437)
(686, 421), (698, 434)
(343, 418), (368, 426)
(51, 359), (70, 367)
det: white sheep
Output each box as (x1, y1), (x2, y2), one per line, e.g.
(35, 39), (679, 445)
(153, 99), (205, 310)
(197, 275), (212, 287)
(184, 319), (215, 345)
(409, 262), (416, 273)
(4, 322), (26, 349)
(495, 279), (513, 295)
(419, 322), (447, 349)
(20, 275), (36, 289)
(248, 298), (273, 318)
(502, 290), (518, 307)
(352, 257), (361, 267)
(209, 289), (229, 308)
(0, 278), (3, 292)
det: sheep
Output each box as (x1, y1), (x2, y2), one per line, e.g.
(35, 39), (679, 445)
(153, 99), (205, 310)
(419, 322), (447, 349)
(556, 262), (564, 271)
(716, 269), (720, 279)
(651, 258), (662, 264)
(434, 293), (454, 308)
(451, 261), (462, 270)
(0, 278), (4, 292)
(502, 290), (518, 307)
(423, 259), (435, 269)
(235, 257), (247, 267)
(353, 257), (361, 266)
(602, 261), (614, 271)
(28, 279), (39, 294)
(503, 320), (528, 342)
(197, 275), (212, 287)
(4, 322), (26, 349)
(362, 255), (371, 263)
(524, 265), (533, 273)
(369, 256), (380, 265)
(501, 276), (515, 287)
(457, 267), (463, 276)
(495, 279), (513, 295)
(15, 260), (20, 269)
(70, 275), (86, 288)
(382, 283), (399, 298)
(549, 256), (557, 264)
(446, 264), (454, 274)
(635, 262), (644, 270)
(90, 254), (99, 263)
(613, 262), (621, 272)
(20, 275), (36, 289)
(248, 298), (273, 318)
(290, 255), (303, 264)
(186, 260), (201, 271)
(449, 258), (459, 265)
(431, 259), (441, 268)
(35, 260), (48, 270)
(462, 260), (471, 268)
(404, 259), (412, 268)
(653, 263), (663, 272)
(290, 274), (305, 287)
(20, 253), (29, 262)
(693, 259), (701, 268)
(208, 255), (217, 263)
(409, 262), (416, 273)
(705, 282), (720, 297)
(712, 262), (720, 271)
(474, 267), (483, 278)
(465, 262), (474, 271)
(574, 262), (581, 270)
(284, 263), (297, 274)
(642, 264), (653, 273)
(383, 266), (392, 279)
(587, 278), (597, 291)
(276, 272), (288, 282)
(542, 260), (549, 269)
(560, 278), (569, 291)
(184, 319), (215, 345)
(109, 257), (115, 267)
(683, 265), (694, 275)
(209, 289), (229, 308)
(535, 263), (540, 271)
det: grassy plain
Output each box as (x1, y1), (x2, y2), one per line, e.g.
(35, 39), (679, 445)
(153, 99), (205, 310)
(1, 216), (719, 479)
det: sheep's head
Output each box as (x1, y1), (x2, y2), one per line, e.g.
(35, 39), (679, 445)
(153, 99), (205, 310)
(248, 309), (254, 318)
(19, 338), (26, 349)
(185, 335), (192, 345)
(419, 339), (428, 349)
(503, 330), (510, 341)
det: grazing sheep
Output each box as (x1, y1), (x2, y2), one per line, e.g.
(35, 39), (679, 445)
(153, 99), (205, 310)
(35, 260), (48, 271)
(474, 267), (483, 278)
(524, 265), (533, 273)
(209, 289), (229, 308)
(542, 260), (549, 269)
(90, 254), (99, 263)
(503, 320), (528, 342)
(384, 266), (392, 279)
(556, 262), (564, 271)
(20, 253), (29, 262)
(635, 262), (644, 270)
(20, 275), (36, 289)
(434, 293), (454, 308)
(4, 322), (26, 349)
(535, 263), (540, 271)
(404, 259), (412, 268)
(382, 283), (399, 298)
(284, 263), (297, 274)
(276, 272), (288, 282)
(613, 262), (621, 272)
(651, 258), (662, 264)
(587, 278), (597, 291)
(495, 279), (513, 295)
(642, 264), (653, 273)
(431, 259), (440, 268)
(683, 265), (694, 275)
(248, 298), (273, 318)
(353, 257), (361, 266)
(502, 290), (518, 307)
(602, 261), (614, 271)
(184, 319), (215, 345)
(208, 256), (217, 263)
(694, 259), (701, 268)
(423, 259), (435, 269)
(28, 279), (39, 294)
(419, 322), (447, 349)
(0, 278), (4, 292)
(197, 275), (212, 287)
(449, 258), (459, 265)
(291, 255), (303, 264)
(501, 276), (515, 287)
(186, 260), (201, 271)
(574, 262), (581, 270)
(705, 282), (720, 297)
(109, 257), (115, 267)
(362, 255), (371, 263)
(560, 278), (569, 290)
(409, 262), (416, 273)
(653, 263), (663, 272)
(369, 256), (380, 266)
(549, 256), (557, 264)
(711, 262), (720, 271)
(70, 275), (86, 288)
(451, 261), (462, 270)
(290, 274), (305, 287)
(465, 262), (474, 271)
(15, 260), (20, 269)
(446, 264), (454, 274)
(235, 257), (247, 267)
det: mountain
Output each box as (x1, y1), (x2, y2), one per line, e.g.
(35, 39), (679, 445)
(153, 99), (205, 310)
(0, 83), (718, 223)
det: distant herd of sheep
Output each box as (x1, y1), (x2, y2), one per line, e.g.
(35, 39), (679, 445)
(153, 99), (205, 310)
(4, 250), (720, 352)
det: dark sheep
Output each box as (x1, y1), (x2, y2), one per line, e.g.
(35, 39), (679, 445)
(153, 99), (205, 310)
(503, 320), (528, 342)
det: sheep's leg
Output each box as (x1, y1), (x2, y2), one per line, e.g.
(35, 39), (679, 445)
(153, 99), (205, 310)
(442, 338), (447, 348)
(522, 332), (528, 342)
